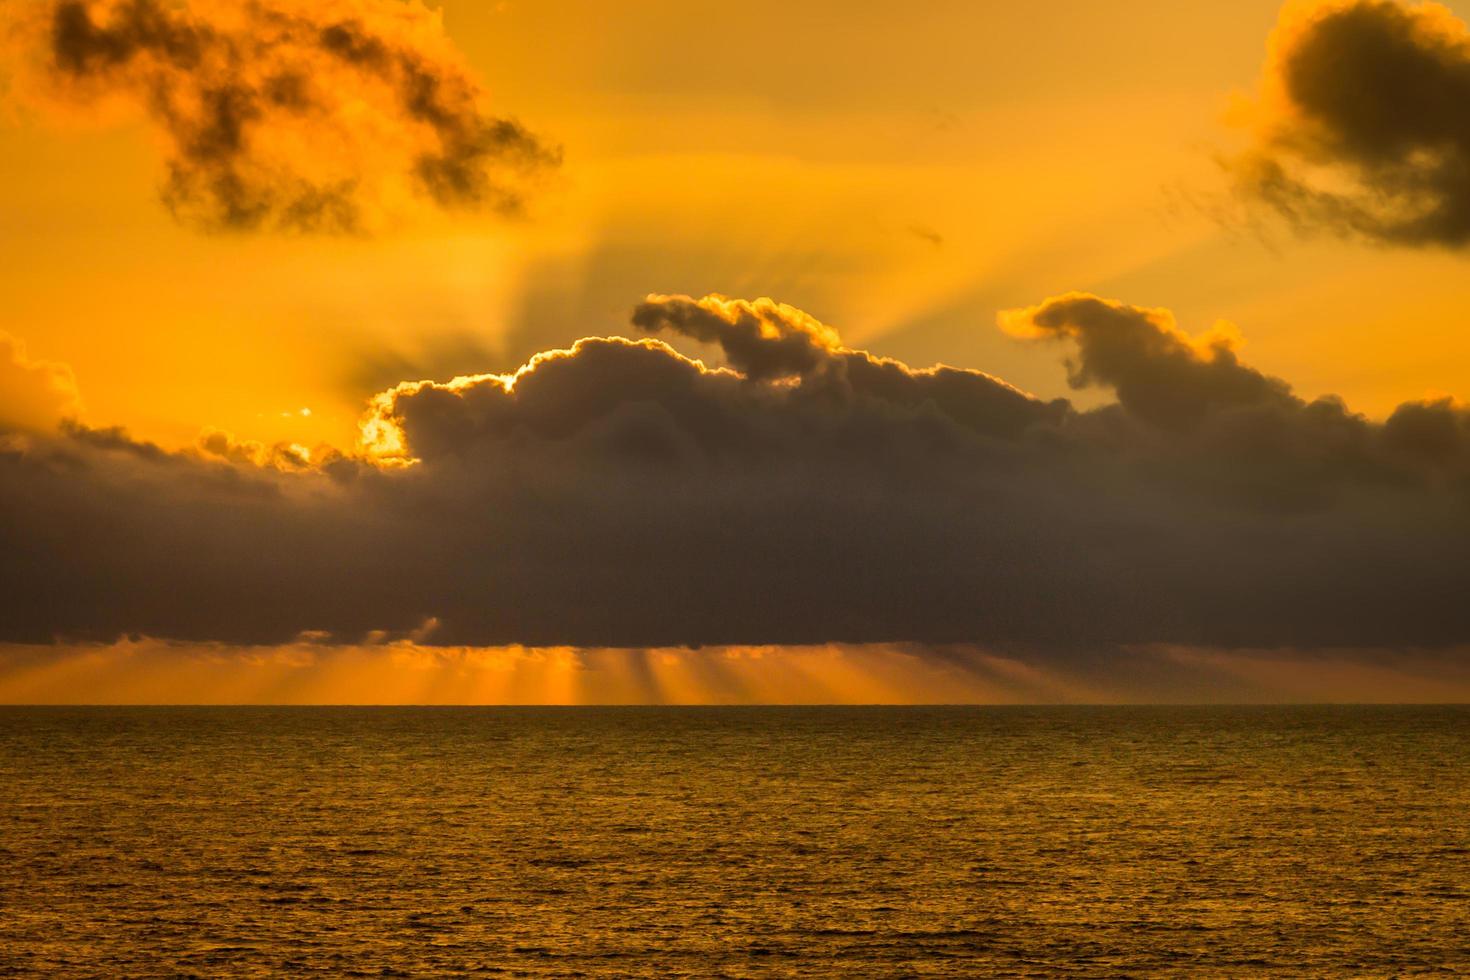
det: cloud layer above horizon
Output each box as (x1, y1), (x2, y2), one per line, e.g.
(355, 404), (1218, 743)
(3, 0), (558, 232)
(5, 292), (1470, 656)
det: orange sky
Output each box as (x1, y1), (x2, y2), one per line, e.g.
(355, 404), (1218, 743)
(6, 640), (1470, 705)
(7, 0), (1470, 453)
(6, 0), (1470, 703)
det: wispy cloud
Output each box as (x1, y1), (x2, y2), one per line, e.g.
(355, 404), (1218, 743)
(5, 0), (558, 232)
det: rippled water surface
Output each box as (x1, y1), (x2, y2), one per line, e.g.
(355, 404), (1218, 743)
(1, 706), (1467, 977)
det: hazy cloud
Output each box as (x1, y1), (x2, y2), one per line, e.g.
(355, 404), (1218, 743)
(4, 294), (1470, 653)
(0, 331), (81, 433)
(1233, 0), (1470, 247)
(9, 0), (558, 232)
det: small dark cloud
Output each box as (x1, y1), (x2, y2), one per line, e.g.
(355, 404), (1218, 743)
(1001, 293), (1293, 430)
(14, 0), (558, 233)
(632, 294), (844, 382)
(908, 224), (944, 248)
(1232, 0), (1470, 247)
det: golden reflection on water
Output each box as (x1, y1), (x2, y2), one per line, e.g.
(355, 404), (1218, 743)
(1, 705), (1467, 976)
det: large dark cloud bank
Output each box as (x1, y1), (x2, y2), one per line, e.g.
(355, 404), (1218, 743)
(4, 293), (1470, 653)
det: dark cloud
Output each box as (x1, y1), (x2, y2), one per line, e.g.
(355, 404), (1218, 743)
(13, 0), (557, 232)
(1234, 0), (1470, 247)
(1000, 293), (1294, 429)
(632, 294), (843, 382)
(4, 293), (1470, 652)
(907, 224), (944, 248)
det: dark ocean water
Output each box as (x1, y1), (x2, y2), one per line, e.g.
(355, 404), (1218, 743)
(0, 706), (1467, 978)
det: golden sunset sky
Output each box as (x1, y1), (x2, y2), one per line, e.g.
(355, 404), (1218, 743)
(9, 0), (1470, 449)
(6, 0), (1470, 702)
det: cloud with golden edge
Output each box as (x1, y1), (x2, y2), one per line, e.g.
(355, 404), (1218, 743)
(0, 331), (81, 434)
(5, 294), (1470, 660)
(1230, 0), (1470, 247)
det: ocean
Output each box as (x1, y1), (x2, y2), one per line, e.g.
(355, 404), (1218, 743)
(1, 706), (1466, 977)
